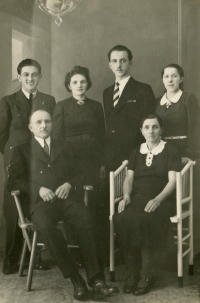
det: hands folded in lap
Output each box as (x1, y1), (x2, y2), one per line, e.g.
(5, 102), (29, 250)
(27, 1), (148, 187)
(39, 183), (72, 202)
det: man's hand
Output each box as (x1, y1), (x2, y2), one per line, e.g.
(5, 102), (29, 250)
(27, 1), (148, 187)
(144, 199), (161, 212)
(39, 187), (56, 202)
(55, 182), (71, 199)
(118, 194), (131, 213)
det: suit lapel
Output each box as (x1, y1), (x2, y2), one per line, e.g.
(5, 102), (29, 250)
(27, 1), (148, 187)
(33, 91), (45, 105)
(114, 77), (137, 113)
(50, 139), (63, 163)
(31, 137), (50, 164)
(105, 84), (115, 113)
(14, 89), (31, 113)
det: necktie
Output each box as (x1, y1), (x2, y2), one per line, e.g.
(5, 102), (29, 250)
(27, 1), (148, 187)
(29, 93), (33, 107)
(113, 82), (120, 107)
(43, 139), (50, 156)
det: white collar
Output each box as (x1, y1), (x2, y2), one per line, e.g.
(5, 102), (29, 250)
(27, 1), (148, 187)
(140, 140), (166, 155)
(35, 136), (51, 148)
(22, 89), (37, 100)
(140, 140), (166, 166)
(115, 76), (130, 96)
(160, 89), (183, 105)
(116, 75), (130, 86)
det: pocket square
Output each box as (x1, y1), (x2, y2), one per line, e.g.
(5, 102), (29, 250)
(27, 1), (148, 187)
(127, 100), (136, 103)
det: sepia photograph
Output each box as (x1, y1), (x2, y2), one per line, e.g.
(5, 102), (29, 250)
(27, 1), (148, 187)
(0, 0), (200, 302)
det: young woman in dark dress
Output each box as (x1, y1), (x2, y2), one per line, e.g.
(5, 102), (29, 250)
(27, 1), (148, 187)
(114, 114), (182, 296)
(52, 66), (105, 190)
(155, 63), (200, 161)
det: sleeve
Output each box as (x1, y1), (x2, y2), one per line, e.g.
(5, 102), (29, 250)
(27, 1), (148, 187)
(167, 144), (182, 172)
(140, 84), (156, 118)
(0, 97), (11, 155)
(186, 94), (200, 159)
(127, 147), (138, 171)
(7, 146), (30, 195)
(52, 101), (65, 140)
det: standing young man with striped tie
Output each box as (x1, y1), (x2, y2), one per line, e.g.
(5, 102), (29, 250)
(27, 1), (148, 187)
(103, 45), (156, 173)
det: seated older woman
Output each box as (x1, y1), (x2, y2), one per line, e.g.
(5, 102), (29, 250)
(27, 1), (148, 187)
(114, 114), (182, 296)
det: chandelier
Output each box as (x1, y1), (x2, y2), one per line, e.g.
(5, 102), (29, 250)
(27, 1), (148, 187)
(36, 0), (82, 26)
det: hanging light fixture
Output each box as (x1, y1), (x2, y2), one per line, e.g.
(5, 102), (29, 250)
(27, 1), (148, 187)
(36, 0), (82, 26)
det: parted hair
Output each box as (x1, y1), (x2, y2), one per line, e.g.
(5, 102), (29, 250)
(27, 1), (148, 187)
(17, 59), (41, 75)
(64, 66), (92, 92)
(140, 114), (163, 129)
(108, 45), (133, 61)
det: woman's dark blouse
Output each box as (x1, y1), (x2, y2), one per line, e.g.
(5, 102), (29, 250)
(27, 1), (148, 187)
(114, 142), (182, 248)
(155, 92), (200, 159)
(52, 96), (105, 183)
(128, 142), (182, 206)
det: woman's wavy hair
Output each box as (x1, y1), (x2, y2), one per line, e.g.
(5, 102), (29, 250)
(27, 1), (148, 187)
(64, 66), (92, 92)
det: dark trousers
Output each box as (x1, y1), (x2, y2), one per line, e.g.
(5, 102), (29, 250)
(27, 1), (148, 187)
(31, 198), (104, 286)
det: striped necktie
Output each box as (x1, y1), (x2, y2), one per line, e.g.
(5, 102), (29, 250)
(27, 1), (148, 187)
(43, 139), (50, 156)
(113, 82), (120, 107)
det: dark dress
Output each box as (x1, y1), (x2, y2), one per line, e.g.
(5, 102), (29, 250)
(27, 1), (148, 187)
(52, 96), (105, 187)
(114, 142), (182, 249)
(155, 92), (200, 159)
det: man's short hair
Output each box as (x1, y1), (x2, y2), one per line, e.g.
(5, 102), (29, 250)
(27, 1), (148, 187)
(17, 59), (42, 75)
(108, 45), (133, 62)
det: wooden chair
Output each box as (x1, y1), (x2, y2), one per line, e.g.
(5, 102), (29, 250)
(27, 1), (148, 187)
(11, 185), (93, 291)
(109, 160), (195, 287)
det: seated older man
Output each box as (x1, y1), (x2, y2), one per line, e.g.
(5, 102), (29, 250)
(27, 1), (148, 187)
(7, 109), (118, 301)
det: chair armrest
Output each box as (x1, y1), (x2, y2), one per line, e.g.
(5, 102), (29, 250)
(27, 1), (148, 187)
(83, 185), (93, 207)
(11, 190), (21, 196)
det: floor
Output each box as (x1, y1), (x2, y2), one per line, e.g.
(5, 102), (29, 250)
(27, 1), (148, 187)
(0, 252), (200, 303)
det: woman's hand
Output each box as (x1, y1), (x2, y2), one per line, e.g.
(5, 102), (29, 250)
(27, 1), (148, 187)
(144, 199), (161, 212)
(181, 157), (190, 165)
(100, 166), (105, 179)
(118, 194), (131, 213)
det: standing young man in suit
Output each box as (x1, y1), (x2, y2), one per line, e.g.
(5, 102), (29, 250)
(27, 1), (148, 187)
(103, 45), (155, 172)
(0, 59), (55, 274)
(7, 110), (118, 301)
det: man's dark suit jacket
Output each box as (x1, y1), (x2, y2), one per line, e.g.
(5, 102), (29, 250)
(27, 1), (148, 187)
(103, 76), (155, 171)
(7, 138), (83, 215)
(0, 89), (56, 166)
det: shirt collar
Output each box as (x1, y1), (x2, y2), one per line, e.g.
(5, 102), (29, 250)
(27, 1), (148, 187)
(34, 136), (51, 148)
(22, 89), (37, 100)
(160, 89), (183, 105)
(140, 140), (166, 155)
(115, 75), (130, 95)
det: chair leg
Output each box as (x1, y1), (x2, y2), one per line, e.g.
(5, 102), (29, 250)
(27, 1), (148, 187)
(26, 231), (38, 292)
(178, 276), (183, 288)
(188, 264), (194, 275)
(19, 239), (28, 277)
(110, 271), (115, 282)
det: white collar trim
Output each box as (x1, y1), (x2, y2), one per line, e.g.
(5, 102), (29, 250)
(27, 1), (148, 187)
(35, 136), (51, 148)
(160, 89), (183, 105)
(140, 140), (166, 166)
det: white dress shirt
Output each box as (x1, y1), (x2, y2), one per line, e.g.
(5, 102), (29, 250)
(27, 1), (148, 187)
(115, 75), (130, 98)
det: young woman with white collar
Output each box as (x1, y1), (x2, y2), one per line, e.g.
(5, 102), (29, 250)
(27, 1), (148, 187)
(155, 63), (200, 162)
